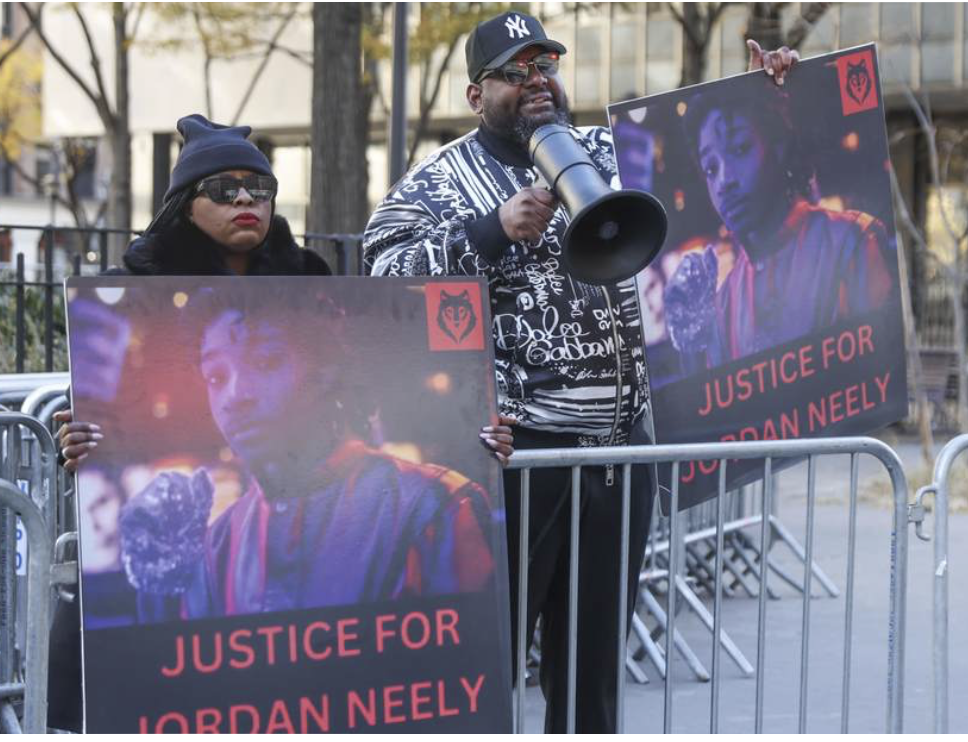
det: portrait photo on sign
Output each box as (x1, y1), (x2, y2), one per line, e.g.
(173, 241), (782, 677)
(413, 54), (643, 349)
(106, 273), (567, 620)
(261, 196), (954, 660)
(610, 45), (906, 507)
(66, 276), (512, 733)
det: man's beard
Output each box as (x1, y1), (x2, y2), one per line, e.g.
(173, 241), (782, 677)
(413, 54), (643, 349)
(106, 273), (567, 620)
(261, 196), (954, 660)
(483, 94), (572, 147)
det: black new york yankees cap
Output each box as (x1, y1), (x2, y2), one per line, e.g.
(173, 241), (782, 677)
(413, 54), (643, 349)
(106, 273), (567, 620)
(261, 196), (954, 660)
(465, 11), (567, 83)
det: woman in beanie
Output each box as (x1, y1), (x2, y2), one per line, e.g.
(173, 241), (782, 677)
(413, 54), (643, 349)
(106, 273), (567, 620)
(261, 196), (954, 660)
(113, 113), (331, 276)
(57, 113), (512, 469)
(46, 113), (332, 732)
(46, 115), (514, 731)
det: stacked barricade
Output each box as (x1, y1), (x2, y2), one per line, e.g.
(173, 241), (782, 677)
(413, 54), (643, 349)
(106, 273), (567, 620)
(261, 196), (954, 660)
(633, 472), (841, 687)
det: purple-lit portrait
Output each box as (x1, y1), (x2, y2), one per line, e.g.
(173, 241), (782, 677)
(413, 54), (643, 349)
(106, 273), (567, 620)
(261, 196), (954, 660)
(67, 278), (507, 627)
(68, 277), (514, 733)
(609, 45), (906, 508)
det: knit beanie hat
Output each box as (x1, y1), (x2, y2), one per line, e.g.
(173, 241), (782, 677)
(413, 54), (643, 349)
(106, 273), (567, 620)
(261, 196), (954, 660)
(164, 114), (273, 203)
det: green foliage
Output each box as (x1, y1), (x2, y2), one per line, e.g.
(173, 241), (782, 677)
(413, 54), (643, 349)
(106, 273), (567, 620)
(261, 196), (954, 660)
(141, 3), (307, 60)
(0, 38), (42, 160)
(409, 3), (509, 64)
(0, 272), (68, 373)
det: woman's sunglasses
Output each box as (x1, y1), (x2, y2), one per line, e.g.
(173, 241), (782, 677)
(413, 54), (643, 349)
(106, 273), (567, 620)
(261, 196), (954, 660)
(480, 52), (560, 86)
(194, 174), (278, 204)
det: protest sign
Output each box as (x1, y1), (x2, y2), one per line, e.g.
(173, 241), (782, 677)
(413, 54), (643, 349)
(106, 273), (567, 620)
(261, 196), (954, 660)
(66, 276), (511, 732)
(610, 45), (906, 508)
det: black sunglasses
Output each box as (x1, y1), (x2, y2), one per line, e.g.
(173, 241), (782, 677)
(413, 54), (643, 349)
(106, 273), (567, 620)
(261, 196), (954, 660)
(194, 174), (278, 204)
(481, 52), (560, 85)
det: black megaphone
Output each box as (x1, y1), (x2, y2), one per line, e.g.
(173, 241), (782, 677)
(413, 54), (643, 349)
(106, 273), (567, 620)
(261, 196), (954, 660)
(529, 124), (667, 285)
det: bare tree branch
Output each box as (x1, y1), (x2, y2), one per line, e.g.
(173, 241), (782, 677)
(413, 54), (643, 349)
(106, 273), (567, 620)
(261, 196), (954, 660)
(0, 20), (34, 70)
(127, 2), (147, 43)
(407, 35), (462, 168)
(71, 4), (112, 119)
(230, 6), (298, 125)
(785, 2), (829, 49)
(18, 3), (107, 123)
(190, 6), (214, 118)
(707, 2), (733, 30)
(895, 83), (968, 431)
(271, 44), (313, 68)
(0, 138), (92, 227)
(666, 3), (699, 48)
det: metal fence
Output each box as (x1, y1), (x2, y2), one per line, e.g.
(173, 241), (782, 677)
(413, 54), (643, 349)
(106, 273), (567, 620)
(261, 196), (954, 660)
(0, 224), (363, 374)
(509, 437), (911, 734)
(0, 396), (961, 733)
(0, 411), (60, 734)
(914, 432), (968, 735)
(620, 479), (836, 691)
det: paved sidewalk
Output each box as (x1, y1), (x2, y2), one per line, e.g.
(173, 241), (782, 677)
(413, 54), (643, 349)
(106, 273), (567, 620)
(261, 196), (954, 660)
(520, 434), (967, 733)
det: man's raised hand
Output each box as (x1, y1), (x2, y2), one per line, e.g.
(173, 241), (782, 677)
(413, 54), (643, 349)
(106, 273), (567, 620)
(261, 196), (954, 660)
(747, 39), (800, 85)
(499, 187), (557, 244)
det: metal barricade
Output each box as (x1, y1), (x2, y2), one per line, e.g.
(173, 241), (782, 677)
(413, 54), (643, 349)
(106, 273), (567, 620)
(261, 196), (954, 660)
(20, 386), (72, 541)
(0, 481), (50, 734)
(915, 433), (968, 735)
(508, 436), (910, 734)
(0, 413), (61, 734)
(0, 373), (70, 412)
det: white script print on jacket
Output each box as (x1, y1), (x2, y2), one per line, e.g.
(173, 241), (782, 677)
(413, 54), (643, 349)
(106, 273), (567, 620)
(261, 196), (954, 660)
(364, 125), (652, 447)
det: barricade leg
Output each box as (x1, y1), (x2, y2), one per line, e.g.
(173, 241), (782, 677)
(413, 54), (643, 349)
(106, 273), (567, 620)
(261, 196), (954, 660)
(922, 434), (967, 734)
(840, 454), (860, 732)
(0, 699), (22, 733)
(770, 515), (840, 598)
(710, 460), (727, 732)
(514, 470), (530, 734)
(638, 586), (709, 681)
(0, 478), (51, 734)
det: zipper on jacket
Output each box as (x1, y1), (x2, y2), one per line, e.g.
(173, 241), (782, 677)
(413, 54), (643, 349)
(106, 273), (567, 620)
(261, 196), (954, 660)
(603, 289), (623, 487)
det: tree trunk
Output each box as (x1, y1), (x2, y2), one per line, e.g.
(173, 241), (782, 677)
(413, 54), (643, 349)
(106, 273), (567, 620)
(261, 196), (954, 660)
(679, 3), (707, 87)
(745, 3), (784, 52)
(107, 3), (132, 264)
(308, 3), (368, 274)
(954, 270), (968, 432)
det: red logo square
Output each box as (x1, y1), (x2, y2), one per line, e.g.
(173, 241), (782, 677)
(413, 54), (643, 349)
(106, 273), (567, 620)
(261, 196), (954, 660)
(836, 49), (879, 116)
(425, 282), (486, 351)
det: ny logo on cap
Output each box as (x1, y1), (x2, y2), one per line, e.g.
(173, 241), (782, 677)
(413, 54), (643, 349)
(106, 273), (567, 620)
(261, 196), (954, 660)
(505, 14), (531, 39)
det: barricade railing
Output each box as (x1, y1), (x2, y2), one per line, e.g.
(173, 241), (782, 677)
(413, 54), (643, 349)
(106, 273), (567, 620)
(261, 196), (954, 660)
(0, 413), (61, 733)
(0, 477), (50, 734)
(915, 433), (968, 734)
(635, 474), (839, 686)
(508, 436), (911, 734)
(0, 411), (942, 733)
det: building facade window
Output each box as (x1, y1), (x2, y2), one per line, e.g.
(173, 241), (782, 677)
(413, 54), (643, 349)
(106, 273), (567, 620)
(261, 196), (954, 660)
(645, 7), (677, 94)
(879, 3), (916, 86)
(718, 7), (747, 78)
(840, 3), (875, 48)
(610, 13), (638, 101)
(921, 3), (957, 84)
(1, 3), (13, 39)
(575, 22), (603, 106)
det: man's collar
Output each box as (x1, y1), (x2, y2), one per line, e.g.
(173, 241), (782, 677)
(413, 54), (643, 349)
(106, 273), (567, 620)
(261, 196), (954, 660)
(476, 122), (532, 168)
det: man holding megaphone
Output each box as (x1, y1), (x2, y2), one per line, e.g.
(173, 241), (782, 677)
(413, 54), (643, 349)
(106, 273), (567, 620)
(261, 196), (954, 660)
(363, 12), (796, 732)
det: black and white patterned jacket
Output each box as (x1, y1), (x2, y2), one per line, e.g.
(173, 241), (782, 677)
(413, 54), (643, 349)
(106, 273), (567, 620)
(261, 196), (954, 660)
(364, 124), (652, 446)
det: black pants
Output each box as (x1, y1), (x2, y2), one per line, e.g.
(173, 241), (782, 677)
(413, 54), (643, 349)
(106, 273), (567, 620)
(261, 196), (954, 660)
(47, 598), (82, 732)
(504, 429), (653, 734)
